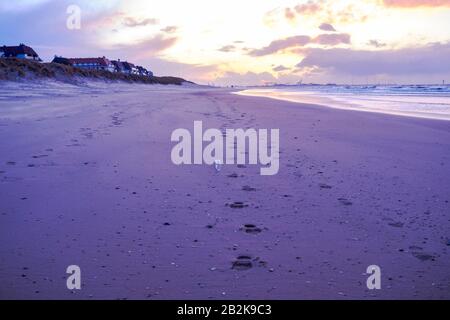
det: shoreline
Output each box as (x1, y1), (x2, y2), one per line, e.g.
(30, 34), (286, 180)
(1, 82), (449, 299)
(235, 88), (450, 121)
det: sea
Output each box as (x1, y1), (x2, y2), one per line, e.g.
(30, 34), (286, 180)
(236, 84), (450, 121)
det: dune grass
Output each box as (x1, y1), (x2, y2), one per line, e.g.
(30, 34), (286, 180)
(0, 58), (191, 85)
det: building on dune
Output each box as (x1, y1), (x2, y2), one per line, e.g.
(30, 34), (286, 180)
(0, 44), (42, 61)
(52, 56), (72, 66)
(137, 65), (153, 77)
(52, 56), (154, 77)
(68, 57), (115, 72)
(111, 59), (126, 73)
(111, 60), (153, 76)
(121, 61), (138, 75)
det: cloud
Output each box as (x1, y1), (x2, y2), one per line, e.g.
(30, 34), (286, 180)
(319, 23), (336, 32)
(160, 26), (178, 33)
(218, 45), (236, 52)
(273, 65), (290, 72)
(122, 17), (159, 27)
(296, 42), (450, 77)
(368, 39), (387, 48)
(382, 0), (450, 8)
(248, 33), (351, 56)
(285, 8), (296, 21)
(294, 0), (324, 15)
(118, 34), (178, 55)
(313, 33), (351, 45)
(263, 7), (282, 27)
(249, 35), (311, 56)
(284, 1), (369, 25)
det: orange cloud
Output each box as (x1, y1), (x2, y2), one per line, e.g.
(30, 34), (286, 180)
(285, 7), (296, 21)
(294, 0), (324, 15)
(383, 0), (450, 7)
(284, 1), (369, 25)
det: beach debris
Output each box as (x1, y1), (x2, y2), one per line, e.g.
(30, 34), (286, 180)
(319, 183), (332, 189)
(227, 173), (239, 178)
(446, 239), (450, 246)
(242, 185), (257, 192)
(214, 159), (222, 172)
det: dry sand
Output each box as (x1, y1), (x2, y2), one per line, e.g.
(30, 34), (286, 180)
(0, 80), (449, 299)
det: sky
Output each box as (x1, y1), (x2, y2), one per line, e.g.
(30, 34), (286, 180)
(1, 0), (450, 85)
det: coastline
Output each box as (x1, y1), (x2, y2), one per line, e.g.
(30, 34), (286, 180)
(235, 88), (450, 121)
(0, 82), (449, 299)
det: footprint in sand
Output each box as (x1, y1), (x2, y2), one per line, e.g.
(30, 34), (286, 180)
(232, 255), (267, 271)
(388, 221), (404, 228)
(232, 255), (253, 271)
(228, 202), (248, 209)
(240, 224), (262, 234)
(338, 198), (353, 206)
(412, 252), (435, 261)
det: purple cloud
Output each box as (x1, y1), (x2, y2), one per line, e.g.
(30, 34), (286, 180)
(295, 0), (324, 15)
(314, 33), (351, 46)
(249, 36), (312, 56)
(296, 42), (450, 76)
(122, 17), (159, 27)
(161, 26), (178, 33)
(249, 33), (351, 56)
(319, 23), (336, 32)
(273, 65), (290, 72)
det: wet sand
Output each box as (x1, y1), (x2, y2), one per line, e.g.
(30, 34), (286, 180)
(0, 81), (449, 299)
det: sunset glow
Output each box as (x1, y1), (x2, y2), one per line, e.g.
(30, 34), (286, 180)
(2, 0), (450, 84)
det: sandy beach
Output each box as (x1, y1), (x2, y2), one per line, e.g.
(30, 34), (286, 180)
(0, 81), (449, 300)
